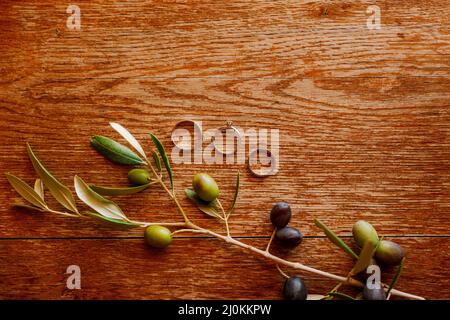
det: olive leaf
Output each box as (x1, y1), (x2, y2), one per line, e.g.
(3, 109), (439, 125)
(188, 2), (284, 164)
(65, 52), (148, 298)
(27, 144), (79, 214)
(89, 183), (153, 196)
(13, 203), (46, 212)
(84, 211), (140, 229)
(152, 150), (162, 174)
(34, 179), (44, 200)
(387, 257), (405, 296)
(74, 175), (128, 221)
(110, 122), (147, 160)
(328, 292), (356, 300)
(314, 218), (358, 259)
(150, 133), (173, 189)
(350, 240), (376, 276)
(227, 171), (240, 215)
(307, 294), (326, 300)
(5, 173), (47, 209)
(185, 188), (222, 219)
(91, 136), (144, 165)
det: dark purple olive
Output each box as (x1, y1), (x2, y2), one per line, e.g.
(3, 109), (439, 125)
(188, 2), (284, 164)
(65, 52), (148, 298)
(363, 285), (387, 300)
(270, 202), (292, 228)
(283, 276), (307, 300)
(276, 227), (303, 248)
(375, 240), (405, 266)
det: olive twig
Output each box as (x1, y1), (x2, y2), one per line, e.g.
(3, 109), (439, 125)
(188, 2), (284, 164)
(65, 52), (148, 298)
(144, 162), (191, 224)
(216, 199), (231, 237)
(265, 229), (276, 252)
(133, 221), (187, 228)
(171, 228), (206, 236)
(45, 208), (81, 218)
(276, 264), (290, 279)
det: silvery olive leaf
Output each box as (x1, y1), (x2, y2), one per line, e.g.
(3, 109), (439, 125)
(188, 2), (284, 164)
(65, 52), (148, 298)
(34, 179), (44, 200)
(74, 175), (128, 221)
(185, 188), (222, 219)
(5, 173), (47, 209)
(89, 183), (155, 196)
(314, 218), (358, 259)
(91, 135), (144, 165)
(110, 122), (147, 160)
(27, 144), (78, 214)
(150, 133), (173, 189)
(13, 203), (46, 212)
(84, 211), (140, 229)
(350, 240), (376, 276)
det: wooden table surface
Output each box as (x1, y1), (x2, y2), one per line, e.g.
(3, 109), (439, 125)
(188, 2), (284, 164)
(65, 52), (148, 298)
(0, 0), (449, 300)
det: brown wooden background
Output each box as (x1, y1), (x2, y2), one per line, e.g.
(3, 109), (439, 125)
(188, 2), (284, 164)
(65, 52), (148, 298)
(0, 0), (449, 299)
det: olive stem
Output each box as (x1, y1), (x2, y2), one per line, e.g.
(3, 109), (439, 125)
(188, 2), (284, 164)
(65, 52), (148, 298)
(144, 162), (191, 224)
(171, 228), (205, 236)
(183, 221), (425, 300)
(217, 199), (231, 237)
(265, 228), (276, 252)
(135, 221), (186, 228)
(46, 208), (80, 218)
(276, 264), (290, 279)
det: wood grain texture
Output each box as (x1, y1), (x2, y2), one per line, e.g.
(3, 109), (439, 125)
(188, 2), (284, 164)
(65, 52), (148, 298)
(0, 237), (449, 299)
(0, 0), (449, 299)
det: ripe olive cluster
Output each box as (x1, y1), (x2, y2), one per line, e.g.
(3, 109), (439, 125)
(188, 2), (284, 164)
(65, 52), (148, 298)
(270, 202), (303, 248)
(352, 220), (405, 300)
(270, 203), (406, 300)
(269, 202), (308, 300)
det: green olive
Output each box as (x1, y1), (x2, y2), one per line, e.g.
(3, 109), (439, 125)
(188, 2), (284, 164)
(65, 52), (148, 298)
(144, 225), (172, 248)
(352, 220), (379, 248)
(375, 240), (405, 266)
(192, 173), (219, 202)
(128, 168), (151, 185)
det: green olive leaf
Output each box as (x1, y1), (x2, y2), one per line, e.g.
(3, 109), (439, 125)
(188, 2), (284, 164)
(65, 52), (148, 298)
(5, 173), (47, 209)
(150, 133), (173, 189)
(387, 257), (405, 296)
(89, 183), (154, 196)
(34, 179), (44, 200)
(314, 218), (358, 259)
(110, 122), (147, 160)
(152, 150), (162, 174)
(185, 188), (222, 219)
(91, 136), (144, 165)
(13, 203), (46, 212)
(27, 144), (78, 213)
(328, 292), (356, 300)
(84, 211), (140, 229)
(227, 171), (240, 215)
(350, 240), (376, 276)
(74, 175), (128, 221)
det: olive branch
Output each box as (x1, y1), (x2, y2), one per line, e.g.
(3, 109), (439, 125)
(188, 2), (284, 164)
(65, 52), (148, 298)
(5, 122), (424, 300)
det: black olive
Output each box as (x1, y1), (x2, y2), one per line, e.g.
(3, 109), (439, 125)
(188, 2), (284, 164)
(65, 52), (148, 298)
(283, 276), (308, 300)
(363, 285), (387, 300)
(276, 227), (303, 248)
(270, 202), (292, 228)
